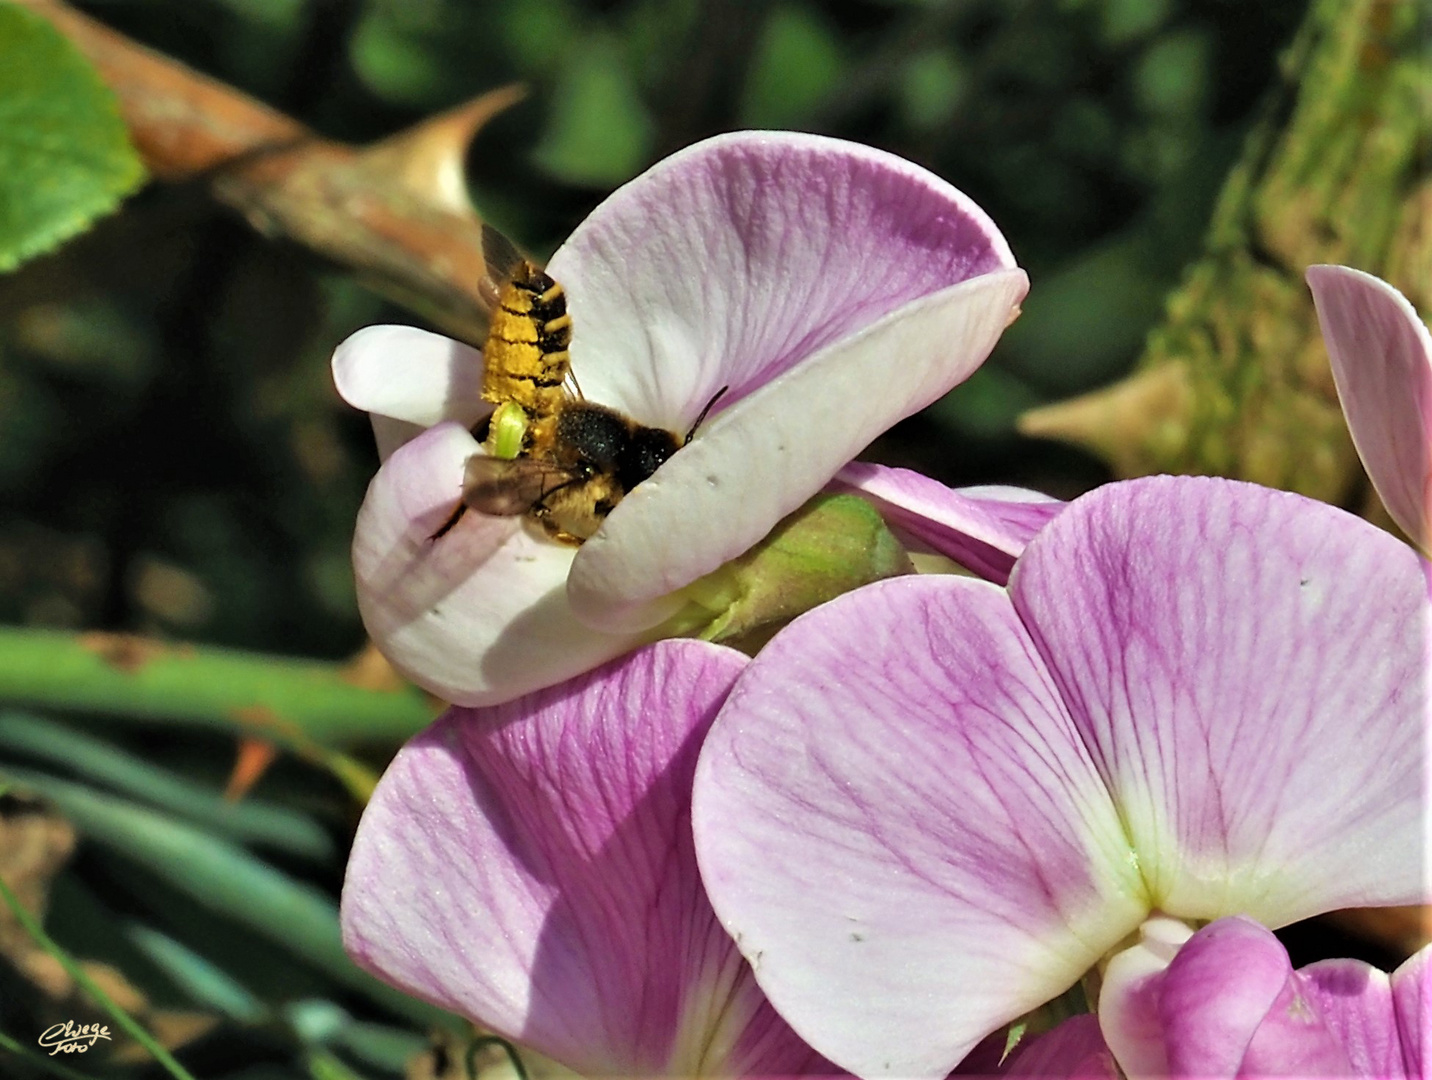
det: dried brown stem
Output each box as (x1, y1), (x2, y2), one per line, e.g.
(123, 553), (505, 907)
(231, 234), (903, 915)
(19, 0), (525, 343)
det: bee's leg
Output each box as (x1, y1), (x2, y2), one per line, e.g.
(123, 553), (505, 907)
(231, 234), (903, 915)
(428, 502), (468, 542)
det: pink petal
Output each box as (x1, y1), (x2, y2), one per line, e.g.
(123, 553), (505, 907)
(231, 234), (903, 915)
(352, 422), (654, 705)
(1101, 917), (1355, 1077)
(1003, 1016), (1119, 1079)
(569, 269), (1029, 632)
(332, 325), (489, 459)
(1392, 947), (1428, 1076)
(1300, 958), (1404, 1077)
(341, 641), (835, 1077)
(1307, 265), (1432, 550)
(548, 131), (1017, 433)
(1009, 475), (1428, 926)
(833, 463), (1064, 584)
(693, 574), (1146, 1080)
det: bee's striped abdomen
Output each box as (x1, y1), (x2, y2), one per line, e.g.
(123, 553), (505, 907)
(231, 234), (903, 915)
(482, 262), (572, 417)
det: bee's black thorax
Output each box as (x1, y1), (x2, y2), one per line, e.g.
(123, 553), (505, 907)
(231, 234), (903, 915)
(555, 405), (680, 493)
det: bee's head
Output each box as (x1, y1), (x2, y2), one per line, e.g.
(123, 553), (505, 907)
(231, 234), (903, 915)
(617, 426), (681, 490)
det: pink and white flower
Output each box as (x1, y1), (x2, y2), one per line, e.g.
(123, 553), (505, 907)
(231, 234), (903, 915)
(1307, 265), (1432, 552)
(333, 131), (1027, 706)
(1011, 915), (1428, 1078)
(692, 474), (1427, 1078)
(339, 640), (840, 1078)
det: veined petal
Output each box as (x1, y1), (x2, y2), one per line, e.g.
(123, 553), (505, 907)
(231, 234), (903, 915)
(693, 574), (1145, 1080)
(833, 463), (1064, 584)
(1307, 265), (1432, 550)
(1392, 947), (1428, 1076)
(569, 269), (1029, 632)
(353, 422), (646, 705)
(1300, 958), (1404, 1078)
(548, 130), (1017, 433)
(340, 641), (834, 1078)
(1010, 476), (1428, 926)
(333, 325), (489, 460)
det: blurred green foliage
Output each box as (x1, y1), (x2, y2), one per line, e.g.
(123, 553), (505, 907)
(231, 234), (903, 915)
(0, 0), (1319, 1075)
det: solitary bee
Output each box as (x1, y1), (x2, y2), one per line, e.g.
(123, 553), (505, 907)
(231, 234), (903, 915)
(431, 225), (723, 544)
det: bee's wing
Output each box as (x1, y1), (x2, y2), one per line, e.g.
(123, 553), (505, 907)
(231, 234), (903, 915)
(478, 223), (531, 309)
(462, 454), (580, 516)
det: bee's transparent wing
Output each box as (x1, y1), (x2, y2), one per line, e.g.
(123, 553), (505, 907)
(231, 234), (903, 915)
(462, 454), (579, 516)
(478, 223), (530, 309)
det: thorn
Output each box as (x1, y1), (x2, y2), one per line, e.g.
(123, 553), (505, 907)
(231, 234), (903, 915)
(1017, 362), (1193, 477)
(358, 84), (528, 218)
(225, 738), (279, 802)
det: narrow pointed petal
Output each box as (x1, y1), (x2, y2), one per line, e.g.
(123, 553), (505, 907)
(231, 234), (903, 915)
(1003, 1016), (1119, 1078)
(833, 463), (1064, 584)
(1300, 958), (1404, 1078)
(570, 269), (1029, 632)
(1009, 475), (1428, 926)
(353, 422), (647, 705)
(694, 575), (1146, 1080)
(333, 324), (489, 445)
(1307, 265), (1432, 550)
(548, 130), (1017, 432)
(1392, 947), (1428, 1076)
(341, 641), (834, 1078)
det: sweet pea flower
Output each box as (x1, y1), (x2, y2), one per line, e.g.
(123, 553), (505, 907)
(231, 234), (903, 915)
(1307, 265), (1432, 552)
(340, 639), (841, 1079)
(333, 131), (1027, 706)
(1090, 915), (1429, 1078)
(692, 474), (1427, 1079)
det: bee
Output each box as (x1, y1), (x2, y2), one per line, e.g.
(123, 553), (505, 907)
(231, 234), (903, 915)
(431, 225), (724, 544)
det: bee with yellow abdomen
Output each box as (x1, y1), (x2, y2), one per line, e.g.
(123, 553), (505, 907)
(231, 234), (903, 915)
(430, 225), (724, 544)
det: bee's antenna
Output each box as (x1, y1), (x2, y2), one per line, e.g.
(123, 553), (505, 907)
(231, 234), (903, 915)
(567, 370), (585, 400)
(685, 385), (729, 443)
(429, 502), (468, 542)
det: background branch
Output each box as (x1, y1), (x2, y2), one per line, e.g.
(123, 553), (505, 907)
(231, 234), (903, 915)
(19, 0), (524, 345)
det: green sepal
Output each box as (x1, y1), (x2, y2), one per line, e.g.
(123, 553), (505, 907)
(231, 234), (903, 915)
(667, 494), (912, 651)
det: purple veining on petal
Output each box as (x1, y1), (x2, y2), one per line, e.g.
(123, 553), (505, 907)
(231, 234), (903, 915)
(1391, 947), (1428, 1076)
(1301, 957), (1405, 1077)
(833, 462), (1063, 584)
(693, 573), (1144, 1080)
(341, 640), (837, 1078)
(549, 131), (1016, 431)
(1009, 475), (1428, 926)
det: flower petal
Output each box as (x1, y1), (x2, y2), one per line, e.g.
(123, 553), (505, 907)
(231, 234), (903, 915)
(1307, 265), (1432, 550)
(332, 325), (489, 459)
(569, 268), (1029, 632)
(340, 641), (834, 1078)
(1300, 957), (1405, 1078)
(833, 463), (1064, 584)
(549, 130), (1017, 432)
(693, 574), (1146, 1080)
(1009, 475), (1428, 926)
(1392, 947), (1428, 1076)
(1101, 917), (1354, 1077)
(1003, 1016), (1119, 1079)
(352, 422), (651, 705)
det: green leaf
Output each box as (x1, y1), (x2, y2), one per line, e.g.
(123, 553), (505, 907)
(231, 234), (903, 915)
(533, 34), (653, 188)
(0, 4), (145, 272)
(740, 3), (846, 129)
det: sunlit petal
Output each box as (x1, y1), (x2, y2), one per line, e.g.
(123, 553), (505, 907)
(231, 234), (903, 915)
(352, 422), (646, 705)
(1010, 476), (1427, 925)
(341, 641), (834, 1077)
(694, 574), (1145, 1079)
(549, 130), (1017, 432)
(833, 463), (1063, 584)
(569, 269), (1029, 632)
(333, 325), (489, 460)
(1307, 265), (1432, 550)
